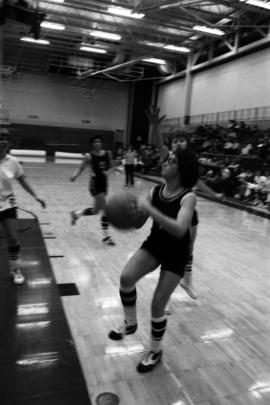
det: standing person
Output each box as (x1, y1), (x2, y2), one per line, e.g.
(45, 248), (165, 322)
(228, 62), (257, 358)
(123, 145), (136, 187)
(108, 148), (199, 372)
(146, 106), (223, 299)
(70, 135), (115, 246)
(0, 131), (46, 285)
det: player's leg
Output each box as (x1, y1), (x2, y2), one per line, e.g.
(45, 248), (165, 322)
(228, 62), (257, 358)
(137, 269), (181, 372)
(108, 249), (159, 340)
(70, 177), (98, 225)
(1, 212), (25, 285)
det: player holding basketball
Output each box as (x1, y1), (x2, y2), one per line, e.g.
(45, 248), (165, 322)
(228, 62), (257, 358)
(146, 106), (223, 299)
(70, 135), (115, 246)
(0, 130), (46, 285)
(109, 148), (199, 372)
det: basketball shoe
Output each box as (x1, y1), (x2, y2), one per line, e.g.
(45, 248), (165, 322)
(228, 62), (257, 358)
(10, 269), (25, 285)
(70, 210), (79, 225)
(136, 350), (162, 373)
(108, 321), (137, 340)
(102, 236), (115, 246)
(180, 277), (198, 299)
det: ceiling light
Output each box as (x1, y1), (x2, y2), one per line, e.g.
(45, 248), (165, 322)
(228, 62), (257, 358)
(143, 41), (164, 47)
(193, 25), (225, 36)
(142, 41), (190, 53)
(41, 22), (65, 30)
(80, 46), (107, 54)
(89, 31), (121, 41)
(108, 6), (144, 19)
(164, 45), (191, 53)
(239, 0), (270, 10)
(49, 0), (65, 3)
(20, 37), (50, 45)
(160, 1), (183, 9)
(142, 58), (166, 65)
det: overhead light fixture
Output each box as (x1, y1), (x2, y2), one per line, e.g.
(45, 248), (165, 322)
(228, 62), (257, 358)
(89, 31), (121, 41)
(217, 18), (231, 25)
(49, 0), (65, 3)
(142, 58), (166, 65)
(159, 1), (183, 9)
(142, 41), (191, 53)
(239, 0), (270, 10)
(80, 46), (107, 54)
(41, 21), (65, 30)
(20, 37), (50, 45)
(143, 41), (164, 47)
(164, 45), (191, 53)
(108, 6), (144, 19)
(193, 25), (225, 36)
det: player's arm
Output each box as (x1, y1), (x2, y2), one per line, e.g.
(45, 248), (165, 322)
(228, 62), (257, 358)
(146, 105), (168, 161)
(133, 190), (152, 229)
(17, 175), (46, 208)
(196, 178), (224, 200)
(70, 155), (90, 182)
(142, 192), (196, 238)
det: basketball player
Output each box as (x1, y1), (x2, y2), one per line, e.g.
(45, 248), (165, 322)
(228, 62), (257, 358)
(70, 135), (115, 246)
(0, 131), (46, 285)
(109, 148), (199, 372)
(146, 105), (223, 299)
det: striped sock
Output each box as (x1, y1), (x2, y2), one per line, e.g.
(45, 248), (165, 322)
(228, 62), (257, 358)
(8, 244), (21, 272)
(119, 285), (137, 325)
(101, 215), (109, 238)
(150, 315), (167, 352)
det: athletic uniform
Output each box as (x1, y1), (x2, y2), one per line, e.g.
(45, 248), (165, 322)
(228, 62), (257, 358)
(163, 150), (199, 228)
(87, 151), (110, 196)
(0, 154), (23, 220)
(141, 183), (193, 276)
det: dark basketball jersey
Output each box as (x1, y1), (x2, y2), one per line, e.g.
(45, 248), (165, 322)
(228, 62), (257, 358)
(150, 183), (192, 248)
(90, 151), (110, 177)
(141, 183), (193, 274)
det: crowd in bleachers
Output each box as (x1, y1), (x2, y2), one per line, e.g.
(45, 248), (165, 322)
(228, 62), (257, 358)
(115, 119), (270, 211)
(192, 120), (270, 210)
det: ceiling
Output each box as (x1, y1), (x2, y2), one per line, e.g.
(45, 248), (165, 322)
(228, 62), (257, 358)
(1, 0), (270, 83)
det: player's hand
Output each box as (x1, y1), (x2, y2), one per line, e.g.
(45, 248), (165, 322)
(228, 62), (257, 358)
(36, 198), (46, 208)
(145, 105), (167, 126)
(137, 197), (151, 215)
(70, 175), (77, 182)
(216, 193), (225, 202)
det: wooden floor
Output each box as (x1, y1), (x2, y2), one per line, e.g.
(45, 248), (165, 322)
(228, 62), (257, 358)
(10, 162), (270, 405)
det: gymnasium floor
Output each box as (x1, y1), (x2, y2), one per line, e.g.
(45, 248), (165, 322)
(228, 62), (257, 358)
(1, 161), (270, 405)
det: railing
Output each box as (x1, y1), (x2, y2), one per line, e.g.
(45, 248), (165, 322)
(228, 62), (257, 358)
(160, 105), (270, 131)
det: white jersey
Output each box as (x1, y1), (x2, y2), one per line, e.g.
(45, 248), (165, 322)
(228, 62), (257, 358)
(0, 154), (24, 211)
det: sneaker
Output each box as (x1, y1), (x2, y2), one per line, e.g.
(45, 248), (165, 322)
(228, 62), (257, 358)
(137, 350), (162, 373)
(10, 269), (25, 285)
(108, 321), (137, 340)
(103, 236), (115, 246)
(71, 210), (79, 225)
(180, 279), (198, 299)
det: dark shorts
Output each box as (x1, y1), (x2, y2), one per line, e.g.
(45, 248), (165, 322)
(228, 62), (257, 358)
(89, 175), (107, 196)
(140, 236), (189, 277)
(191, 209), (199, 226)
(0, 207), (17, 221)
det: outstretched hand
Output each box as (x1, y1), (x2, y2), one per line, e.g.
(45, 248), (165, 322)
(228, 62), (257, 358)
(36, 198), (46, 208)
(145, 105), (167, 126)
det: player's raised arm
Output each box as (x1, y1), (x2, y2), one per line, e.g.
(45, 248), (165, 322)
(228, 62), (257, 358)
(146, 105), (168, 161)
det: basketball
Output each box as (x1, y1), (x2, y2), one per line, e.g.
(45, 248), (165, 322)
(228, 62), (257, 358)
(106, 191), (147, 230)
